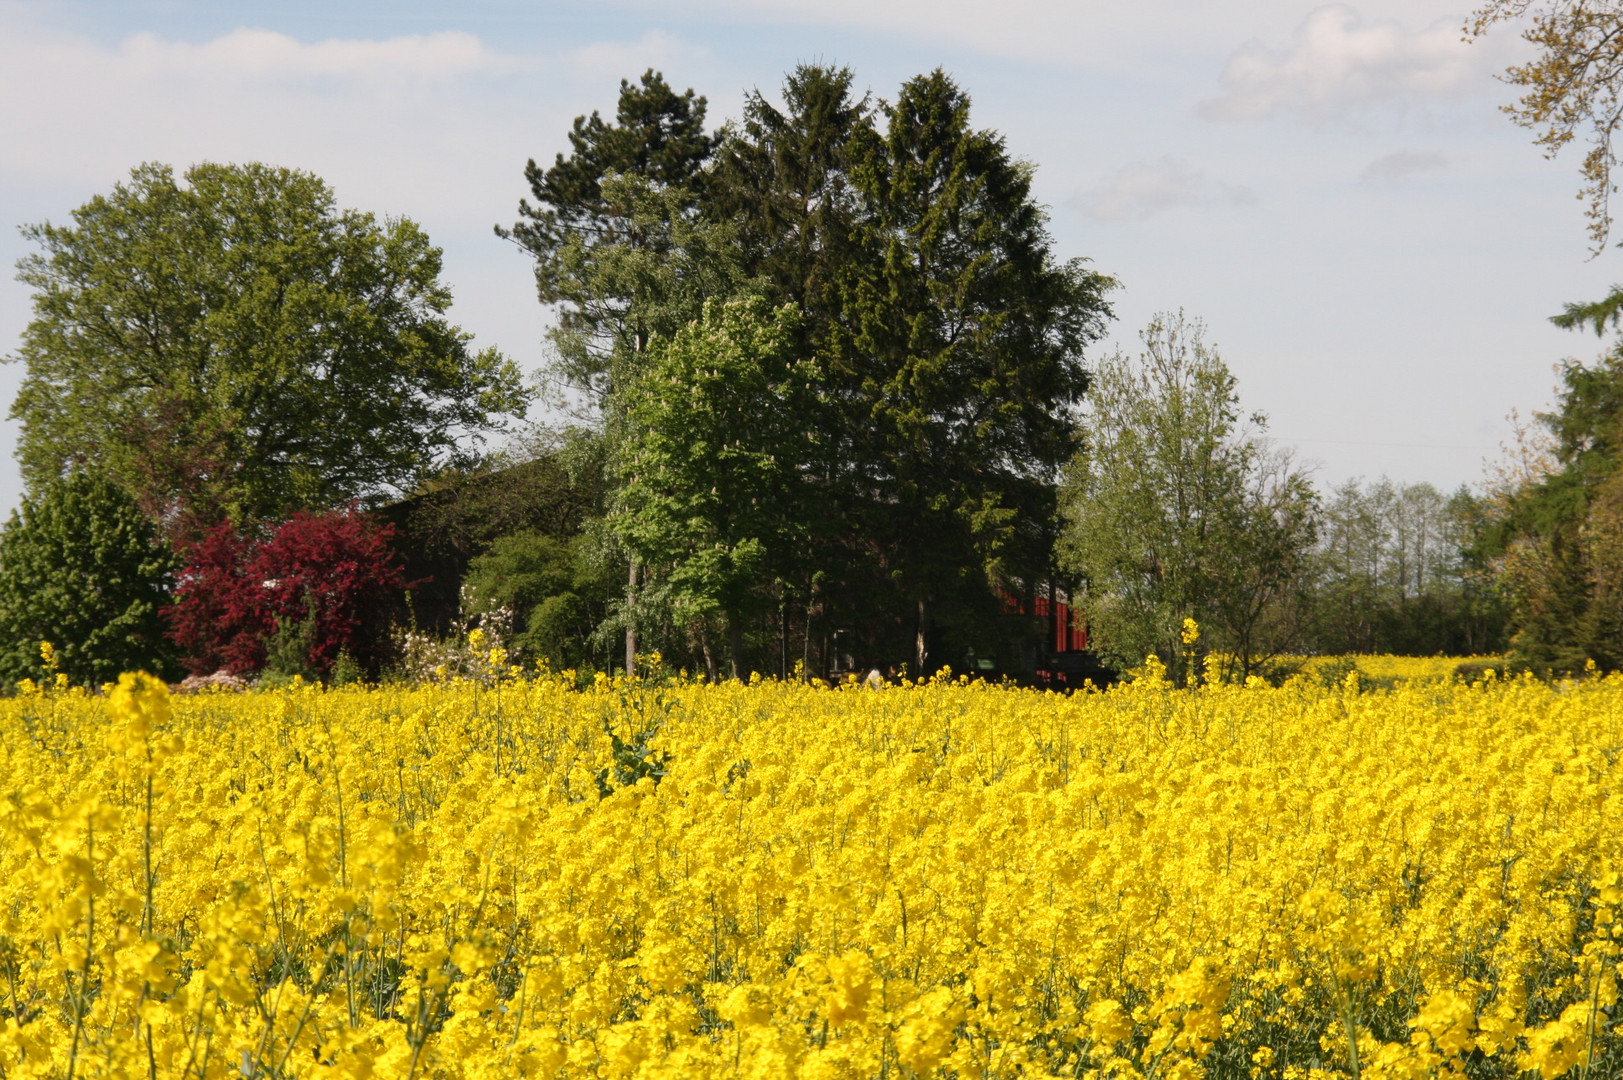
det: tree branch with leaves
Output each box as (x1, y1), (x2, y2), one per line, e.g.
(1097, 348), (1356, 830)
(1470, 0), (1623, 251)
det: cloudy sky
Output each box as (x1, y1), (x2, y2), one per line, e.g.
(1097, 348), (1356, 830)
(0, 0), (1615, 512)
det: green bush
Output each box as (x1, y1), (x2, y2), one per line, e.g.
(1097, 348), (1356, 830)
(463, 530), (615, 669)
(0, 474), (177, 686)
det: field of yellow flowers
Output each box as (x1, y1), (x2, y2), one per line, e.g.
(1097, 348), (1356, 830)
(0, 662), (1619, 1080)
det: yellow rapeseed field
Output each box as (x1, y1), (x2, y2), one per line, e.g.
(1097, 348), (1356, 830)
(1289, 657), (1498, 685)
(0, 660), (1619, 1079)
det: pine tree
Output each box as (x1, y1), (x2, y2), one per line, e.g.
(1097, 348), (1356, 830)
(501, 70), (718, 408)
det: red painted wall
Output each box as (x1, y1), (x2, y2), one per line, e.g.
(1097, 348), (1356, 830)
(1007, 590), (1088, 652)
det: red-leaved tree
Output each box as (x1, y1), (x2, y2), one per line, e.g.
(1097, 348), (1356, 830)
(167, 509), (407, 678)
(166, 523), (271, 676)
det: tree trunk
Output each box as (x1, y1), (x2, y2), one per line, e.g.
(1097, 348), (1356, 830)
(728, 611), (744, 681)
(699, 629), (718, 683)
(624, 558), (638, 676)
(914, 596), (929, 675)
(779, 593), (789, 681)
(1048, 579), (1059, 657)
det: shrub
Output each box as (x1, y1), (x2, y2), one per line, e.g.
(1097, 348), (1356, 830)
(0, 473), (177, 686)
(464, 530), (616, 669)
(162, 523), (269, 676)
(167, 509), (407, 679)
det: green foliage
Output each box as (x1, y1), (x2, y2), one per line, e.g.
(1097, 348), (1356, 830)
(501, 72), (729, 415)
(509, 65), (1114, 676)
(0, 473), (177, 686)
(1485, 318), (1623, 671)
(1304, 479), (1507, 655)
(505, 69), (712, 305)
(329, 649), (364, 687)
(1468, 0), (1623, 251)
(550, 175), (755, 417)
(699, 66), (1113, 672)
(259, 600), (319, 687)
(592, 716), (672, 799)
(393, 429), (607, 562)
(836, 70), (1114, 670)
(1313, 655), (1362, 689)
(1059, 312), (1317, 682)
(10, 162), (529, 531)
(708, 65), (871, 365)
(462, 529), (618, 670)
(610, 297), (812, 676)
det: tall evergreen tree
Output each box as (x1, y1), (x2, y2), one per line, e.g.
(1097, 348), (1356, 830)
(502, 70), (716, 408)
(709, 66), (870, 354)
(703, 65), (874, 668)
(840, 71), (1114, 670)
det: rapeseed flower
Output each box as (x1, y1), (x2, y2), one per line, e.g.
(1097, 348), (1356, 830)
(0, 668), (1616, 1076)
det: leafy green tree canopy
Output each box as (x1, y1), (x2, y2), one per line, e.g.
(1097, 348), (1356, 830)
(0, 473), (177, 686)
(1059, 312), (1316, 681)
(11, 162), (529, 532)
(610, 296), (812, 677)
(1306, 478), (1506, 656)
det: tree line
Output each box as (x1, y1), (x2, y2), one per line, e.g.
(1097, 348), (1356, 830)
(0, 60), (1618, 685)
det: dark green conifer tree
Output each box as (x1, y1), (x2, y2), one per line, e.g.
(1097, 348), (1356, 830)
(840, 70), (1114, 669)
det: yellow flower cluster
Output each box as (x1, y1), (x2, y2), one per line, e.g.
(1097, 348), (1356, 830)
(0, 667), (1619, 1078)
(1292, 655), (1496, 683)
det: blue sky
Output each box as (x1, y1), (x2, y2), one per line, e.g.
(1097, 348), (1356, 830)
(0, 0), (1616, 512)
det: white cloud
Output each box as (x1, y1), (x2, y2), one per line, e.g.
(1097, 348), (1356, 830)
(0, 14), (538, 199)
(1201, 4), (1498, 122)
(1361, 148), (1449, 182)
(112, 27), (512, 82)
(570, 30), (706, 82)
(606, 0), (1477, 69)
(1073, 157), (1255, 222)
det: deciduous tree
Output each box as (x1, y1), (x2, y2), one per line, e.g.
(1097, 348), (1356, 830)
(10, 162), (528, 534)
(1305, 478), (1507, 655)
(1469, 0), (1623, 250)
(610, 297), (812, 679)
(1059, 312), (1316, 681)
